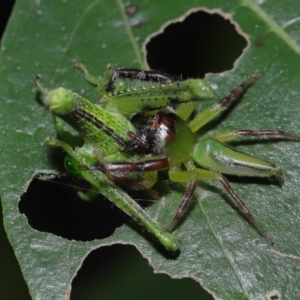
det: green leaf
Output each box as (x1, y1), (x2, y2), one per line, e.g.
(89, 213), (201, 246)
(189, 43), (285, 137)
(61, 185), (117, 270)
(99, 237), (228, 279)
(1, 0), (300, 299)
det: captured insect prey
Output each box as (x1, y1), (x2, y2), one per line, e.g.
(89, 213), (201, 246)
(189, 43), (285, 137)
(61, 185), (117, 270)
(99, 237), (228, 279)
(37, 63), (300, 251)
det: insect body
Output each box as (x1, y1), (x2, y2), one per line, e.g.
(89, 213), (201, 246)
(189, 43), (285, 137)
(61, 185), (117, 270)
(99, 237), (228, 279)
(76, 63), (214, 118)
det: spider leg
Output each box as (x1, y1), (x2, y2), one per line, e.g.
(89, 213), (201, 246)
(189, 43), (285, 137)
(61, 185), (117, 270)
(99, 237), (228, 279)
(169, 167), (274, 245)
(176, 103), (197, 120)
(219, 175), (274, 245)
(167, 179), (199, 231)
(189, 74), (262, 133)
(211, 129), (300, 142)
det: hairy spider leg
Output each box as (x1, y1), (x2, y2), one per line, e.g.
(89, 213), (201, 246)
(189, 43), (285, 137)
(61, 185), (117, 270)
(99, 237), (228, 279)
(188, 73), (262, 132)
(167, 179), (199, 232)
(211, 129), (300, 144)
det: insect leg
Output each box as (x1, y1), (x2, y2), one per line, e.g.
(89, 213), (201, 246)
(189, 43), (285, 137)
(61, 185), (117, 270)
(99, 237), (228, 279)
(75, 62), (114, 95)
(89, 157), (169, 172)
(87, 158), (169, 189)
(75, 62), (101, 86)
(105, 68), (175, 91)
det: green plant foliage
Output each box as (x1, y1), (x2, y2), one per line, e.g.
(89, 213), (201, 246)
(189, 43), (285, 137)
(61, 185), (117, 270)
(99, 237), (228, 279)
(1, 0), (300, 299)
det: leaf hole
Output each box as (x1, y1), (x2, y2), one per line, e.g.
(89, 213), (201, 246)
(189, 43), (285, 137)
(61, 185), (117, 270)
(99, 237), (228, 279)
(144, 9), (248, 79)
(71, 245), (214, 299)
(18, 176), (130, 241)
